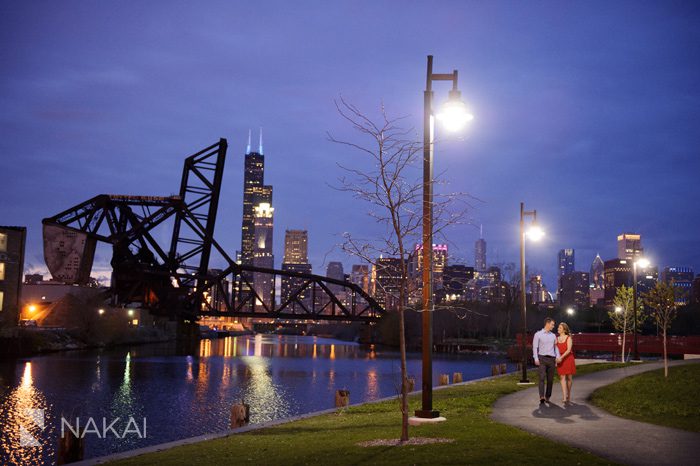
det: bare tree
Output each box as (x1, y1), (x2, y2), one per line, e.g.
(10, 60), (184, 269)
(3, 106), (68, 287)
(329, 97), (464, 442)
(643, 282), (678, 378)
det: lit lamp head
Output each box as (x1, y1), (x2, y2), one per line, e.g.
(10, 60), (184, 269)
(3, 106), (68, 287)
(636, 258), (650, 269)
(615, 306), (623, 314)
(28, 305), (37, 313)
(526, 223), (545, 241)
(566, 307), (575, 316)
(436, 89), (474, 132)
(127, 309), (134, 317)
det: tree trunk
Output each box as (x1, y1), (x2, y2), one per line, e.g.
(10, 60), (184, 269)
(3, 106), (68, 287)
(398, 305), (409, 441)
(663, 328), (668, 378)
(621, 314), (627, 363)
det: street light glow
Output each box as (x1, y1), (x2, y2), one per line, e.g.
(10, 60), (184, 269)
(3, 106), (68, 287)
(128, 309), (134, 317)
(615, 306), (623, 313)
(526, 224), (545, 241)
(436, 90), (473, 132)
(566, 307), (575, 316)
(28, 305), (37, 313)
(98, 308), (105, 315)
(636, 258), (650, 268)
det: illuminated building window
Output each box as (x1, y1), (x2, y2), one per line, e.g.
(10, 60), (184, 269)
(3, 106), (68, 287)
(0, 291), (3, 311)
(0, 233), (6, 252)
(0, 262), (4, 281)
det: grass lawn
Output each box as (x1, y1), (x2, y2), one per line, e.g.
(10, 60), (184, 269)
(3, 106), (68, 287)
(590, 362), (700, 432)
(108, 363), (624, 466)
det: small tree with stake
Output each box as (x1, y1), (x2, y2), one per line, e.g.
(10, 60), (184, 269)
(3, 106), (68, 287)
(609, 285), (634, 362)
(643, 282), (678, 378)
(330, 97), (464, 442)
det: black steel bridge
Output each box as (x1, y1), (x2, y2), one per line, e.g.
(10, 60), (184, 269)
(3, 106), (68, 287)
(42, 139), (384, 323)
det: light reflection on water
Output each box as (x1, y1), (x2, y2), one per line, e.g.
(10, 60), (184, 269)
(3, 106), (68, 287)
(0, 335), (511, 463)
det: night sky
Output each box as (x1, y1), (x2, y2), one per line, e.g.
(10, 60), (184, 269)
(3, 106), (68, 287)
(2, 1), (699, 291)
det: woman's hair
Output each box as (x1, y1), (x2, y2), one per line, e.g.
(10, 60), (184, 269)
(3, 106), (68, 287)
(559, 322), (571, 335)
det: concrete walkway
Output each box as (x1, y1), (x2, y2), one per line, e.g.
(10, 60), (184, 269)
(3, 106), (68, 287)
(491, 359), (700, 466)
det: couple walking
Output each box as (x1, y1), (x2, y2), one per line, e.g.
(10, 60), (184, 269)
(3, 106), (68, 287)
(533, 317), (576, 404)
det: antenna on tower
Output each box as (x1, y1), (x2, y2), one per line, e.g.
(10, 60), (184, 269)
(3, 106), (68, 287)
(259, 127), (263, 154)
(480, 224), (483, 239)
(246, 129), (251, 154)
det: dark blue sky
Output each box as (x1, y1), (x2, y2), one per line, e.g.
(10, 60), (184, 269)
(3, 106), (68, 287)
(2, 1), (699, 291)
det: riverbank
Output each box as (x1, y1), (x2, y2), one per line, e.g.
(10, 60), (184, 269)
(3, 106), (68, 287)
(0, 325), (174, 357)
(92, 363), (626, 466)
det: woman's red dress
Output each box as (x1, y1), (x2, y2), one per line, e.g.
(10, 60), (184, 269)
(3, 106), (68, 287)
(557, 336), (576, 375)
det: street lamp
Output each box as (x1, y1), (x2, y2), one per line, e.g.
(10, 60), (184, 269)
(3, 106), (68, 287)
(416, 55), (472, 420)
(632, 257), (650, 361)
(566, 307), (575, 316)
(518, 202), (544, 385)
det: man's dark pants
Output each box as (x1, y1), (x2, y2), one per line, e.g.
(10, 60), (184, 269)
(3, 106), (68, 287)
(538, 355), (556, 399)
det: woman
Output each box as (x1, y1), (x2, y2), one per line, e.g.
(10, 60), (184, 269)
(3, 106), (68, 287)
(556, 322), (576, 403)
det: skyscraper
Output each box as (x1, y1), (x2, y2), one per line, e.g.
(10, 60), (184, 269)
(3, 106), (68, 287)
(590, 253), (605, 306)
(617, 233), (643, 261)
(661, 266), (694, 305)
(557, 248), (575, 300)
(559, 271), (590, 310)
(241, 129), (272, 266)
(283, 230), (308, 264)
(280, 230), (312, 308)
(350, 264), (370, 294)
(410, 243), (448, 301)
(252, 202), (274, 309)
(558, 249), (575, 279)
(475, 236), (487, 272)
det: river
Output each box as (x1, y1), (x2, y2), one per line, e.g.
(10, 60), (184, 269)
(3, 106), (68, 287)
(0, 334), (511, 464)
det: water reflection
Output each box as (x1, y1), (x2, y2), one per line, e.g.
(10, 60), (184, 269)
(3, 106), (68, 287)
(1, 335), (510, 463)
(0, 362), (55, 465)
(240, 357), (290, 423)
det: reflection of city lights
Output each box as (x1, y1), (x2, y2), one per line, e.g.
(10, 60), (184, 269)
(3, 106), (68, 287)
(313, 344), (317, 359)
(254, 334), (263, 357)
(21, 362), (32, 388)
(366, 368), (379, 400)
(330, 345), (336, 360)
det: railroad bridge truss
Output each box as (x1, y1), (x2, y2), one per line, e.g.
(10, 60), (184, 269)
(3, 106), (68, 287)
(42, 139), (384, 323)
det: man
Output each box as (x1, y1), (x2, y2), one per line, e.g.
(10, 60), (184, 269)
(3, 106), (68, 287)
(533, 317), (561, 404)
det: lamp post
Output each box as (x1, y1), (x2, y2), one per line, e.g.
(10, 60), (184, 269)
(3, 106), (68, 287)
(632, 257), (650, 361)
(518, 202), (543, 385)
(415, 55), (472, 419)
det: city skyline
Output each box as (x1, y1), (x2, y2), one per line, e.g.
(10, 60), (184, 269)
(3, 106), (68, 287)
(1, 1), (699, 292)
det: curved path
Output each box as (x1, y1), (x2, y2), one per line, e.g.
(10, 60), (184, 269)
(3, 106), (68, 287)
(491, 359), (700, 466)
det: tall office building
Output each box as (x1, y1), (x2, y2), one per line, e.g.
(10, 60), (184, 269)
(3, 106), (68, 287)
(0, 226), (26, 327)
(560, 272), (590, 310)
(557, 249), (575, 299)
(558, 249), (575, 279)
(475, 236), (487, 272)
(283, 230), (308, 264)
(372, 257), (404, 311)
(241, 129), (273, 266)
(280, 230), (312, 307)
(410, 243), (448, 301)
(350, 264), (370, 294)
(590, 253), (605, 306)
(252, 202), (274, 309)
(617, 233), (643, 261)
(442, 264), (475, 301)
(603, 258), (632, 305)
(661, 267), (694, 305)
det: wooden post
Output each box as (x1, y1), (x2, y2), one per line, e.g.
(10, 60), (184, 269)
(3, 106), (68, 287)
(439, 374), (449, 385)
(453, 372), (463, 383)
(230, 403), (250, 429)
(500, 363), (507, 374)
(58, 430), (84, 464)
(491, 365), (498, 376)
(335, 389), (350, 408)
